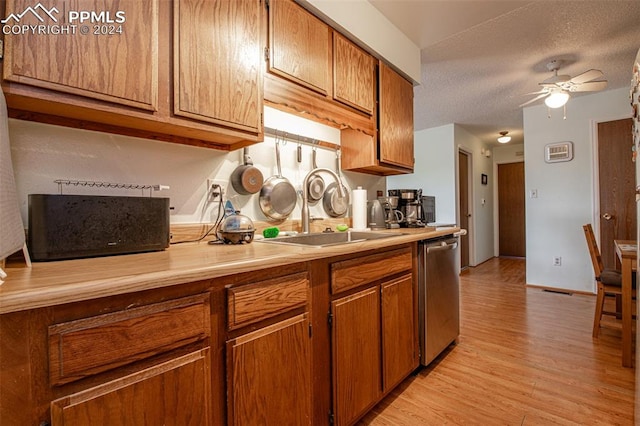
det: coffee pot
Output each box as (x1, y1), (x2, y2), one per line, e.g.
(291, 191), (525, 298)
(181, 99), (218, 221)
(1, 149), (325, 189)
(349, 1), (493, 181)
(404, 201), (423, 226)
(378, 196), (403, 228)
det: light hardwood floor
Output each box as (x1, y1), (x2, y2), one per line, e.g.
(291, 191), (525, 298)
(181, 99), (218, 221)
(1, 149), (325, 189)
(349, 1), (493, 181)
(360, 257), (635, 425)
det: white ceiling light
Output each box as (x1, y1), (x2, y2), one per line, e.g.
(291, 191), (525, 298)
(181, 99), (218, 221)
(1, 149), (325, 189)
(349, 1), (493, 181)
(497, 131), (511, 143)
(544, 90), (570, 108)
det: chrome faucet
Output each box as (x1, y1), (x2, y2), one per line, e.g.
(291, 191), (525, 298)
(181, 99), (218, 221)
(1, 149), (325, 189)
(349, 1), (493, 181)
(301, 168), (346, 234)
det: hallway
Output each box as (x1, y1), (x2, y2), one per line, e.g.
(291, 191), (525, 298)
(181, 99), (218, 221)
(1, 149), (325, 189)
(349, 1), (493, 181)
(360, 257), (635, 425)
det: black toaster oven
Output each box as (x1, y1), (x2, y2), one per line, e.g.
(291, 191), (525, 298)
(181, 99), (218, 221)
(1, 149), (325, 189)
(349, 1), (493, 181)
(27, 194), (170, 261)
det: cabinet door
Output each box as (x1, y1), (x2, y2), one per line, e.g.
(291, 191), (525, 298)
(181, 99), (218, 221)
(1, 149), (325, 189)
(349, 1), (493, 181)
(379, 62), (414, 170)
(174, 0), (263, 132)
(51, 349), (211, 426)
(3, 0), (158, 111)
(227, 313), (312, 425)
(381, 274), (418, 392)
(332, 287), (381, 426)
(333, 33), (375, 115)
(268, 0), (330, 95)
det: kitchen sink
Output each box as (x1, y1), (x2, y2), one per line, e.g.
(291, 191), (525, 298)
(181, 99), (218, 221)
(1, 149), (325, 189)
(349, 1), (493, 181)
(256, 231), (404, 248)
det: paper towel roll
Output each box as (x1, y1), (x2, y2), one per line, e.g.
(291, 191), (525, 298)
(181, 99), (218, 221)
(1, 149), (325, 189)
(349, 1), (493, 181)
(351, 187), (368, 231)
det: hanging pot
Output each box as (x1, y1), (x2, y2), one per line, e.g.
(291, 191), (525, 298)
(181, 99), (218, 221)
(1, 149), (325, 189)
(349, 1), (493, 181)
(322, 150), (349, 217)
(323, 182), (349, 217)
(259, 137), (297, 220)
(230, 147), (263, 195)
(307, 147), (325, 202)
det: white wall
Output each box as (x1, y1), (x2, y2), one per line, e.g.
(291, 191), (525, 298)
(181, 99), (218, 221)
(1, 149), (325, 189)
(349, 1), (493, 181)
(302, 0), (421, 83)
(455, 126), (494, 265)
(10, 106), (383, 227)
(387, 124), (456, 224)
(493, 143), (524, 164)
(387, 124), (494, 266)
(524, 87), (631, 293)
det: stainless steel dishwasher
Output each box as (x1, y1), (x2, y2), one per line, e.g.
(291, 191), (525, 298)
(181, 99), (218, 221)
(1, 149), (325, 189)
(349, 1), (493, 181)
(418, 234), (460, 365)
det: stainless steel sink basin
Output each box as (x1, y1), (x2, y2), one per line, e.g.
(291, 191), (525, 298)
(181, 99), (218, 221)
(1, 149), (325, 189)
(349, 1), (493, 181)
(257, 231), (403, 248)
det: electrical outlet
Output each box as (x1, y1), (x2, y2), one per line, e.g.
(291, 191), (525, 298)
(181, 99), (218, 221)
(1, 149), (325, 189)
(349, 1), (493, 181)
(206, 179), (227, 200)
(553, 256), (562, 266)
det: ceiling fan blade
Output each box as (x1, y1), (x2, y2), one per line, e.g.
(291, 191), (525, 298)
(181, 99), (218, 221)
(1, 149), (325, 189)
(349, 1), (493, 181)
(519, 93), (548, 107)
(572, 80), (608, 92)
(524, 89), (548, 95)
(570, 69), (604, 84)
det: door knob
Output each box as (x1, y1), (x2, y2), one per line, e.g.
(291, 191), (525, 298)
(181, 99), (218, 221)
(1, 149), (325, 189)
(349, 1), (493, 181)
(602, 213), (613, 220)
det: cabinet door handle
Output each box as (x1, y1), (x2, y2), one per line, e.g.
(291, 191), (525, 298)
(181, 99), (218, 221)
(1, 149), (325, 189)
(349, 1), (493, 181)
(602, 213), (613, 220)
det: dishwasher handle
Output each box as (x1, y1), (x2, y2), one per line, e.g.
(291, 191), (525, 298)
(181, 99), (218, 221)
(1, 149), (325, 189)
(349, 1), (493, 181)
(426, 239), (458, 253)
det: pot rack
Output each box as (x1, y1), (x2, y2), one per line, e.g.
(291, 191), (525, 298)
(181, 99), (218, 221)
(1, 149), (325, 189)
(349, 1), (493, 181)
(264, 127), (340, 152)
(54, 179), (170, 197)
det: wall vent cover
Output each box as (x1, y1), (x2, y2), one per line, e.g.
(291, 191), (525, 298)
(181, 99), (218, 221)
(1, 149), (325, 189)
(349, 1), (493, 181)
(545, 141), (573, 163)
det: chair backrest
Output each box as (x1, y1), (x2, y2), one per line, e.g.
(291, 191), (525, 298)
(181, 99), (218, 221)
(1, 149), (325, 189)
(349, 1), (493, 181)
(583, 224), (604, 279)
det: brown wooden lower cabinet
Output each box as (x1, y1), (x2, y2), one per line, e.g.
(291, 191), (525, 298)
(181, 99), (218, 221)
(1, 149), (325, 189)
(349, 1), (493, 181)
(0, 247), (419, 425)
(332, 287), (382, 426)
(328, 246), (418, 426)
(330, 275), (418, 426)
(381, 274), (418, 392)
(51, 349), (211, 426)
(227, 313), (312, 425)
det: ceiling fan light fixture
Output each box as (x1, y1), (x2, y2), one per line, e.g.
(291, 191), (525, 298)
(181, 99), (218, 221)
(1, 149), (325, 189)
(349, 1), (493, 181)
(497, 131), (511, 144)
(545, 91), (570, 108)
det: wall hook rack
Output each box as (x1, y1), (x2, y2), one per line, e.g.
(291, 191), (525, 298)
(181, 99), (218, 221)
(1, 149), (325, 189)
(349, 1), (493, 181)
(264, 127), (340, 152)
(54, 179), (170, 197)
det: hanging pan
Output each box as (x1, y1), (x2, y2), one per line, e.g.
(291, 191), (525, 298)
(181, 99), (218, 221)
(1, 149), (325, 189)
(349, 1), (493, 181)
(307, 146), (325, 202)
(323, 149), (350, 217)
(230, 147), (263, 195)
(259, 135), (297, 220)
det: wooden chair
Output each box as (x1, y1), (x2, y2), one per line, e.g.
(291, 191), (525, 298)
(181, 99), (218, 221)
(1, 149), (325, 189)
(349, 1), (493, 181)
(583, 224), (635, 337)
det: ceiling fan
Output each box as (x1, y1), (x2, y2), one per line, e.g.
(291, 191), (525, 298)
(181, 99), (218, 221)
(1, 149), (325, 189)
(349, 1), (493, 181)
(520, 60), (608, 108)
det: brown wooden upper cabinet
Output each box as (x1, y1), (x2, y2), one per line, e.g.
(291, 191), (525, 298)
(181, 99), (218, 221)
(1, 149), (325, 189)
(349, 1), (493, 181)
(3, 0), (158, 111)
(264, 0), (377, 137)
(333, 33), (376, 115)
(268, 0), (330, 95)
(379, 62), (415, 169)
(174, 0), (263, 133)
(2, 0), (264, 150)
(341, 62), (415, 175)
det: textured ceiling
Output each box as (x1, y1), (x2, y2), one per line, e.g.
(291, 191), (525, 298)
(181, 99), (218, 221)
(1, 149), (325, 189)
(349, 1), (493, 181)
(369, 0), (640, 146)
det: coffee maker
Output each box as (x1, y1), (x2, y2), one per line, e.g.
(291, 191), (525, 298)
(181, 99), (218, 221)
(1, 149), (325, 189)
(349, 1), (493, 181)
(377, 195), (403, 228)
(388, 189), (425, 227)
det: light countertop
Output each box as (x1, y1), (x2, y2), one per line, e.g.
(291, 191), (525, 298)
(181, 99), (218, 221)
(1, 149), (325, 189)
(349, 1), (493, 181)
(0, 227), (459, 314)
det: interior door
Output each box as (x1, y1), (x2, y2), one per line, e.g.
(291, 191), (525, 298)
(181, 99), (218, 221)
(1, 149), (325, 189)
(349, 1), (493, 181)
(498, 162), (526, 257)
(458, 151), (470, 268)
(598, 118), (635, 270)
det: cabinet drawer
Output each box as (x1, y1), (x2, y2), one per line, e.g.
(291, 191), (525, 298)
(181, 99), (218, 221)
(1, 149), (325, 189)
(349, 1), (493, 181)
(227, 272), (308, 330)
(51, 349), (211, 426)
(48, 293), (210, 386)
(331, 247), (412, 294)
